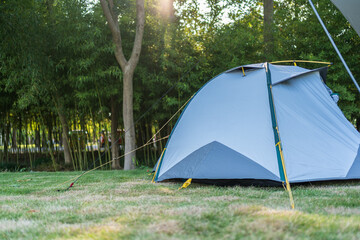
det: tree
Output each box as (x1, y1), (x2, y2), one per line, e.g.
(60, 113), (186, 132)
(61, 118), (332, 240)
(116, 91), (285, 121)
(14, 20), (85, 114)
(100, 0), (145, 170)
(0, 0), (95, 166)
(72, 3), (123, 169)
(39, 0), (91, 166)
(263, 0), (274, 60)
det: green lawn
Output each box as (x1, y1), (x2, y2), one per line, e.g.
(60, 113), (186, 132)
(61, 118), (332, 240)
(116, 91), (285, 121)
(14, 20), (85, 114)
(1, 170), (360, 240)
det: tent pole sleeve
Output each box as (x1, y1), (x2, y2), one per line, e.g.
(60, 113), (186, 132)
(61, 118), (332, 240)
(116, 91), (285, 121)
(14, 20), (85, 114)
(266, 63), (295, 209)
(266, 64), (285, 181)
(152, 148), (166, 182)
(308, 0), (360, 94)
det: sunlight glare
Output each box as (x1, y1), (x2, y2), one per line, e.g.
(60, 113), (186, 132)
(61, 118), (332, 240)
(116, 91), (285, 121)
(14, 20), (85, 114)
(159, 0), (174, 18)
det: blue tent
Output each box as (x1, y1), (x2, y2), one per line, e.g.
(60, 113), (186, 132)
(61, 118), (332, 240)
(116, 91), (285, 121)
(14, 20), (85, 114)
(153, 63), (360, 185)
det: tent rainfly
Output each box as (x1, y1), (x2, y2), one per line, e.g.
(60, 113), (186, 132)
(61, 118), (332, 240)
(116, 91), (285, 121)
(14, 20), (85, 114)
(330, 0), (360, 37)
(153, 63), (360, 186)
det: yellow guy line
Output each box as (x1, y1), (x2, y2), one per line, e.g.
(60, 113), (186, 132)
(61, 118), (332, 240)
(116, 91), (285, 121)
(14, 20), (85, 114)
(278, 144), (295, 209)
(150, 93), (195, 183)
(75, 136), (170, 179)
(53, 135), (169, 190)
(55, 92), (196, 190)
(146, 93), (195, 146)
(275, 142), (294, 208)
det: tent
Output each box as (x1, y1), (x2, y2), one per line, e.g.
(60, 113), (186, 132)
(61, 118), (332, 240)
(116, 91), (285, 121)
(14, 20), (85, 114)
(153, 62), (360, 186)
(308, 0), (360, 94)
(330, 0), (360, 37)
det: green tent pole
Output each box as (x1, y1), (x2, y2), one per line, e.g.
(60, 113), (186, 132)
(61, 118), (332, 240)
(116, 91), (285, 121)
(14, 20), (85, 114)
(266, 63), (295, 209)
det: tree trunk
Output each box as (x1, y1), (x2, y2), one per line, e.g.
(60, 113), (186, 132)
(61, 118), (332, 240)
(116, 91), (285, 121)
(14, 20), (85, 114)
(123, 70), (136, 170)
(264, 0), (274, 61)
(58, 109), (72, 165)
(100, 0), (145, 170)
(1, 124), (5, 162)
(42, 127), (46, 149)
(35, 124), (40, 151)
(4, 118), (10, 162)
(12, 126), (17, 149)
(47, 118), (53, 149)
(111, 95), (121, 169)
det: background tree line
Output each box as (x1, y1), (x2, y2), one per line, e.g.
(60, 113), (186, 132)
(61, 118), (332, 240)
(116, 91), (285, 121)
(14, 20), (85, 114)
(0, 0), (359, 171)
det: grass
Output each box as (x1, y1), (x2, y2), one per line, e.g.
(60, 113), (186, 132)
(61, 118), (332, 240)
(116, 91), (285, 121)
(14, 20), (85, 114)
(1, 170), (360, 240)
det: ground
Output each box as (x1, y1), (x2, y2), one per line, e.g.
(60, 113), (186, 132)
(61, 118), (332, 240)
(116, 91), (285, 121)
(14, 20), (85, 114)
(1, 170), (360, 240)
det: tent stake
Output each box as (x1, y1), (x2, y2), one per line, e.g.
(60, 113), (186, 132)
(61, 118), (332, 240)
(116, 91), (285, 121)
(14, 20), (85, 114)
(308, 0), (360, 94)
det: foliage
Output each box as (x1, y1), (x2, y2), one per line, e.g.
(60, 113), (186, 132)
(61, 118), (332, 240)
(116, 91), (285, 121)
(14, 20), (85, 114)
(274, 0), (360, 120)
(0, 0), (359, 168)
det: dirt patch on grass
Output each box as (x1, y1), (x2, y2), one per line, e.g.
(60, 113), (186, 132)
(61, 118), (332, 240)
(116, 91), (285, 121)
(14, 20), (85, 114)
(148, 220), (182, 235)
(62, 222), (127, 240)
(0, 195), (22, 201)
(112, 188), (132, 195)
(0, 204), (19, 213)
(118, 204), (207, 219)
(160, 196), (190, 203)
(203, 196), (240, 202)
(77, 194), (108, 202)
(118, 180), (149, 187)
(46, 205), (75, 213)
(88, 222), (125, 233)
(121, 205), (158, 217)
(246, 217), (289, 234)
(228, 205), (299, 236)
(110, 181), (152, 194)
(229, 204), (266, 215)
(112, 195), (190, 204)
(325, 206), (360, 215)
(0, 219), (39, 231)
(229, 204), (298, 218)
(112, 195), (153, 202)
(16, 194), (75, 202)
(165, 206), (207, 217)
(157, 187), (176, 194)
(256, 208), (299, 217)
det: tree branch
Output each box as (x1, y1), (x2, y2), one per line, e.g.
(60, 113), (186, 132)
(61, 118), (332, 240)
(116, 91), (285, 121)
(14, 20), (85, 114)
(100, 0), (127, 69)
(128, 0), (145, 70)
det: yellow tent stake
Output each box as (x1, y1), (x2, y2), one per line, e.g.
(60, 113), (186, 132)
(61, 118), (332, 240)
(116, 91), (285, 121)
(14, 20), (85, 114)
(152, 148), (166, 183)
(150, 93), (195, 183)
(179, 178), (192, 190)
(55, 92), (195, 191)
(242, 67), (245, 76)
(278, 144), (295, 209)
(54, 91), (197, 191)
